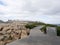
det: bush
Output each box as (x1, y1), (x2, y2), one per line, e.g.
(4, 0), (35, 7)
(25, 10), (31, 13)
(45, 24), (57, 27)
(57, 26), (60, 36)
(25, 24), (36, 29)
(25, 22), (45, 29)
(40, 26), (47, 34)
(40, 24), (57, 34)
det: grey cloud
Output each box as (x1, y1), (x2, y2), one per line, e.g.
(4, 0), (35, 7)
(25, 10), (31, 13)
(22, 0), (60, 15)
(44, 7), (60, 15)
(22, 0), (39, 13)
(0, 0), (60, 24)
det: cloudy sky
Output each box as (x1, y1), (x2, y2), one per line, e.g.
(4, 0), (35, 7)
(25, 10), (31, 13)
(0, 0), (60, 24)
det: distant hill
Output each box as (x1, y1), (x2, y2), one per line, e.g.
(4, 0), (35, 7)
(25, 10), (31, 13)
(52, 24), (60, 26)
(56, 24), (60, 26)
(0, 20), (5, 23)
(6, 20), (13, 23)
(0, 20), (13, 23)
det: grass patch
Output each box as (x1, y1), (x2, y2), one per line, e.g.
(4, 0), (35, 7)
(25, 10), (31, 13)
(25, 22), (45, 29)
(25, 21), (60, 36)
(40, 25), (47, 34)
(25, 24), (36, 29)
(40, 24), (60, 36)
(45, 24), (57, 27)
(57, 26), (60, 36)
(40, 24), (57, 34)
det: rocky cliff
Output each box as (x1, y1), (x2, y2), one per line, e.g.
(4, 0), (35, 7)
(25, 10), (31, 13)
(0, 21), (30, 45)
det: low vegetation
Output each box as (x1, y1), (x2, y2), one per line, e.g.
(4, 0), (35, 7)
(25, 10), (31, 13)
(45, 24), (57, 27)
(25, 24), (36, 29)
(46, 24), (60, 36)
(25, 22), (45, 29)
(40, 24), (57, 33)
(26, 21), (60, 36)
(40, 25), (47, 34)
(25, 22), (60, 36)
(57, 26), (60, 36)
(40, 24), (60, 36)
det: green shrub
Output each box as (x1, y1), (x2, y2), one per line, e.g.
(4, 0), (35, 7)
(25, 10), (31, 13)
(45, 24), (57, 27)
(33, 22), (45, 25)
(25, 24), (36, 29)
(57, 26), (60, 36)
(40, 26), (47, 34)
(25, 22), (45, 29)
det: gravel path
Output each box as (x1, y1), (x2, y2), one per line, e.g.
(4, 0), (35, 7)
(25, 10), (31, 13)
(7, 26), (60, 45)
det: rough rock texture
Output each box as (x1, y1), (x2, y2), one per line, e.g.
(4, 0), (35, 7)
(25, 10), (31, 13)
(0, 21), (30, 45)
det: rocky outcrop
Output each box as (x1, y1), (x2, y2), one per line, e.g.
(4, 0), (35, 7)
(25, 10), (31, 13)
(0, 22), (30, 45)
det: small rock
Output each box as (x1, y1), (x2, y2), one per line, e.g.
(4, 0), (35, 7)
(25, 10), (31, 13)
(21, 30), (27, 39)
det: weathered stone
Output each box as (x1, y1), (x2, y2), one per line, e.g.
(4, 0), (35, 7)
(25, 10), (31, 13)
(0, 21), (30, 45)
(26, 29), (30, 35)
(0, 34), (10, 41)
(0, 36), (4, 41)
(0, 27), (4, 31)
(0, 41), (5, 45)
(7, 30), (12, 34)
(0, 31), (6, 35)
(3, 27), (10, 31)
(21, 30), (28, 39)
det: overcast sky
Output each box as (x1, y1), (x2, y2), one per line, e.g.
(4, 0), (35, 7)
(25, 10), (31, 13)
(0, 0), (60, 24)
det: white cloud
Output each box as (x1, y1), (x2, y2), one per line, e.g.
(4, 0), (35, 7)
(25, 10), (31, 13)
(0, 0), (60, 24)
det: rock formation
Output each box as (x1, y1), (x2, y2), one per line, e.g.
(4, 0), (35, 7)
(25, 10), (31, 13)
(0, 21), (30, 45)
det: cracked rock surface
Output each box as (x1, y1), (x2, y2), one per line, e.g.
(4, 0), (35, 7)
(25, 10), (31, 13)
(0, 22), (30, 45)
